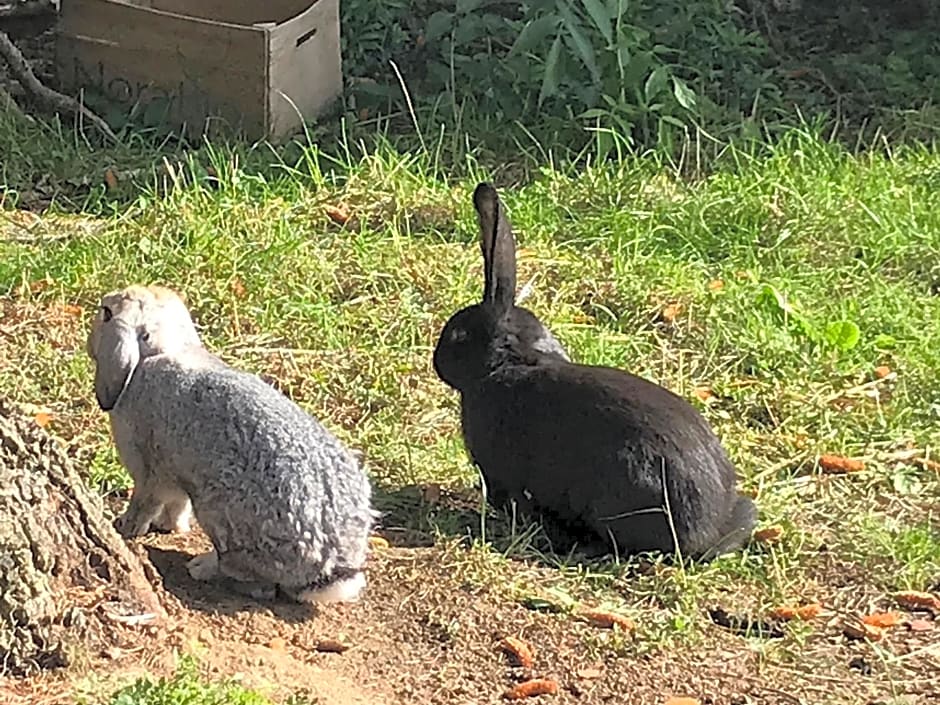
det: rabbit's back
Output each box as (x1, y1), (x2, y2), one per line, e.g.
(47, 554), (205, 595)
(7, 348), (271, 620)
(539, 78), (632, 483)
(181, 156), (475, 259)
(462, 360), (747, 557)
(118, 352), (373, 585)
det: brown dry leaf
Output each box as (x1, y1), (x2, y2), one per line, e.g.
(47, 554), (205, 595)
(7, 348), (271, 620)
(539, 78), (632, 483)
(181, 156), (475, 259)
(874, 365), (892, 379)
(504, 678), (559, 700)
(267, 637), (287, 651)
(665, 698), (702, 705)
(315, 638), (350, 653)
(660, 304), (681, 323)
(843, 621), (884, 641)
(498, 636), (535, 669)
(818, 454), (865, 474)
(707, 279), (725, 292)
(769, 603), (822, 621)
(753, 525), (784, 544)
(104, 168), (119, 190)
(578, 609), (634, 631)
(862, 611), (904, 629)
(230, 278), (247, 299)
(692, 387), (714, 402)
(368, 535), (390, 550)
(894, 591), (940, 611)
(325, 204), (351, 226)
(33, 412), (53, 428)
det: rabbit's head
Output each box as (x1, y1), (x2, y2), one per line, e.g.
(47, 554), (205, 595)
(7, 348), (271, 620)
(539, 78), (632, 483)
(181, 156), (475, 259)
(433, 183), (568, 392)
(86, 284), (202, 410)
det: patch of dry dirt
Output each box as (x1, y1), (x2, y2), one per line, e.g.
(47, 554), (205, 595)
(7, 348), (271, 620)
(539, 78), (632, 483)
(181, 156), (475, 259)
(3, 516), (938, 705)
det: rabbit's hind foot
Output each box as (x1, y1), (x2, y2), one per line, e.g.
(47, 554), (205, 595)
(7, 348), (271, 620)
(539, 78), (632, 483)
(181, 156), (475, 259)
(187, 550), (219, 580)
(155, 497), (193, 534)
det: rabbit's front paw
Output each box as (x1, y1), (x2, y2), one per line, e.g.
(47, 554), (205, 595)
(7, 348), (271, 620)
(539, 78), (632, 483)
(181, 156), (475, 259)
(187, 550), (219, 581)
(115, 509), (153, 538)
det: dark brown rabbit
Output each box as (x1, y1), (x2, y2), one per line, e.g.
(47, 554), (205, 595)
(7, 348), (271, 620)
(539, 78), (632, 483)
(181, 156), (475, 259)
(433, 183), (756, 559)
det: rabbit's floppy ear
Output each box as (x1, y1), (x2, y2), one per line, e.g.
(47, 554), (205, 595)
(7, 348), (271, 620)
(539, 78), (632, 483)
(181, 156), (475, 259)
(92, 317), (141, 411)
(474, 182), (516, 314)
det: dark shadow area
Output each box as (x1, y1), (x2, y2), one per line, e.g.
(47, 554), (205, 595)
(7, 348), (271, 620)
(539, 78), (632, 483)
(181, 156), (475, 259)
(143, 544), (317, 623)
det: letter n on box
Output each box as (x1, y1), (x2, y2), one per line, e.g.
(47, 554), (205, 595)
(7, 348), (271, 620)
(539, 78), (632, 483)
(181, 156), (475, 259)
(55, 0), (342, 142)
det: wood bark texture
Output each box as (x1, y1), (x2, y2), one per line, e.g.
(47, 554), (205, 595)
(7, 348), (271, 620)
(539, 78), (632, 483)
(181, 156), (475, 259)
(0, 399), (165, 677)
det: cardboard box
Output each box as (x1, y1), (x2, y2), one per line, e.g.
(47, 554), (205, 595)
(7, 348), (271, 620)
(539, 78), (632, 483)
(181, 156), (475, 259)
(56, 0), (342, 141)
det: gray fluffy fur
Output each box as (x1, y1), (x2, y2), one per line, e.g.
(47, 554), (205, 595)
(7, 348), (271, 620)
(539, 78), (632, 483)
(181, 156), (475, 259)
(89, 286), (375, 602)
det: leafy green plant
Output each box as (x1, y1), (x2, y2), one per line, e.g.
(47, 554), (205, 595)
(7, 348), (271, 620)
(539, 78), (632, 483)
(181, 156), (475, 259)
(756, 283), (863, 353)
(102, 657), (277, 705)
(340, 0), (775, 152)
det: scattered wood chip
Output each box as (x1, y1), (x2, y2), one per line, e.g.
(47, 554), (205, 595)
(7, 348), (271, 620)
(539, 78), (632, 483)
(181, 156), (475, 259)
(504, 678), (559, 700)
(104, 168), (119, 190)
(862, 611), (904, 629)
(198, 627), (214, 644)
(325, 204), (351, 226)
(33, 411), (52, 428)
(843, 621), (884, 641)
(578, 609), (634, 631)
(665, 698), (702, 705)
(873, 365), (892, 379)
(894, 591), (940, 611)
(267, 637), (287, 651)
(575, 667), (602, 680)
(768, 603), (822, 621)
(818, 454), (865, 474)
(707, 279), (725, 291)
(499, 636), (535, 669)
(907, 619), (934, 632)
(315, 638), (350, 653)
(753, 525), (784, 544)
(61, 304), (83, 317)
(367, 535), (389, 550)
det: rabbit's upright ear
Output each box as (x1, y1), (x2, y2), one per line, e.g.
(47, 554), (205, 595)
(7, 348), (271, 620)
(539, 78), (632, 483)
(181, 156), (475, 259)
(92, 317), (141, 411)
(474, 182), (516, 315)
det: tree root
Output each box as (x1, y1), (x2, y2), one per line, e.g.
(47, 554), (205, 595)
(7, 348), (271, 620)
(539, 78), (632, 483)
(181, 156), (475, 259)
(0, 28), (117, 141)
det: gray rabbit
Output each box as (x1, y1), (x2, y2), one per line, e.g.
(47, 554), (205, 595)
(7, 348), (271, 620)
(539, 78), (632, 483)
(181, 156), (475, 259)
(86, 285), (376, 603)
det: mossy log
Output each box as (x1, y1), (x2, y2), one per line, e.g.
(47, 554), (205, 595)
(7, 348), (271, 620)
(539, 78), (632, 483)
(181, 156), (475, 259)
(0, 400), (165, 677)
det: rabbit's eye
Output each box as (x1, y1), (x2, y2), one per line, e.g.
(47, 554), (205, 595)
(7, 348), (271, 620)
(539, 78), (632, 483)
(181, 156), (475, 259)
(101, 306), (113, 322)
(450, 327), (468, 344)
(139, 331), (151, 343)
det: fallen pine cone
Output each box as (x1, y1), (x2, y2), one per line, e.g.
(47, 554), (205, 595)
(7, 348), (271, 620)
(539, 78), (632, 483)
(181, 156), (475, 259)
(578, 609), (634, 631)
(504, 678), (559, 700)
(499, 636), (535, 669)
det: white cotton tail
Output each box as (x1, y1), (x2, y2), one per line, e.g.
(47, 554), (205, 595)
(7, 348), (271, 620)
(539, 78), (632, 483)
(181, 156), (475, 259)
(293, 572), (366, 604)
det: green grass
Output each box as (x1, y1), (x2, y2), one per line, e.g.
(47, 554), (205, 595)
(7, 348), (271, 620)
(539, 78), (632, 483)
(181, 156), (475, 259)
(85, 658), (291, 705)
(1, 111), (939, 699)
